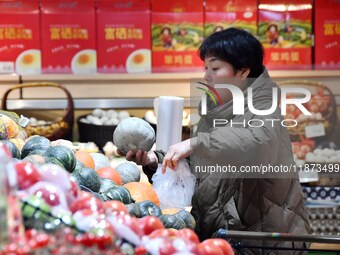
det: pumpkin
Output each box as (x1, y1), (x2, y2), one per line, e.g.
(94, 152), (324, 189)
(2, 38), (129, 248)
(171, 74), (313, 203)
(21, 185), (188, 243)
(174, 210), (196, 230)
(113, 117), (155, 155)
(159, 214), (186, 230)
(92, 192), (105, 201)
(137, 200), (162, 217)
(99, 178), (117, 193)
(9, 138), (25, 151)
(161, 208), (181, 215)
(51, 139), (74, 151)
(97, 167), (122, 186)
(90, 152), (111, 170)
(74, 160), (85, 172)
(21, 135), (51, 159)
(124, 182), (160, 207)
(110, 155), (127, 168)
(0, 123), (8, 140)
(0, 112), (20, 139)
(43, 146), (76, 173)
(45, 157), (65, 169)
(115, 162), (141, 184)
(71, 167), (101, 193)
(126, 203), (142, 218)
(27, 149), (47, 157)
(75, 150), (95, 169)
(1, 140), (20, 159)
(101, 185), (133, 204)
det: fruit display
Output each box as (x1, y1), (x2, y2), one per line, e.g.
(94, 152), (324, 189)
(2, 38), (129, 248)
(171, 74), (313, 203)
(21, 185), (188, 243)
(0, 135), (235, 255)
(79, 109), (130, 126)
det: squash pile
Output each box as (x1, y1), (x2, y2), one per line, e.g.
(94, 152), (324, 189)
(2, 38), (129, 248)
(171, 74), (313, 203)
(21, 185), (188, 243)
(8, 135), (198, 231)
(0, 135), (234, 254)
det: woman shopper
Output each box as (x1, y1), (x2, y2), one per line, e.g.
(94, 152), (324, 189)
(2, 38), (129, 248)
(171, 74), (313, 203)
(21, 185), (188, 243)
(124, 28), (311, 254)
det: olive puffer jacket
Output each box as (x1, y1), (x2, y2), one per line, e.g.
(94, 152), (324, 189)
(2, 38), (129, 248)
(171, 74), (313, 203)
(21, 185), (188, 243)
(190, 69), (311, 254)
(144, 69), (311, 254)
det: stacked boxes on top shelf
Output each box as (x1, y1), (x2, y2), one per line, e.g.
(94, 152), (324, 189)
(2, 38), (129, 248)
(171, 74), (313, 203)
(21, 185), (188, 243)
(0, 0), (339, 74)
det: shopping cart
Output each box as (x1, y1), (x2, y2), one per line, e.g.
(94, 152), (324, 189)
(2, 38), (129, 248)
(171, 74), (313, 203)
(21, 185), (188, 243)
(217, 229), (340, 254)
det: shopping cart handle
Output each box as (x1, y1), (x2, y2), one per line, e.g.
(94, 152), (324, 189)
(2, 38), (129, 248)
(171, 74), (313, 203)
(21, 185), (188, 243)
(216, 229), (340, 244)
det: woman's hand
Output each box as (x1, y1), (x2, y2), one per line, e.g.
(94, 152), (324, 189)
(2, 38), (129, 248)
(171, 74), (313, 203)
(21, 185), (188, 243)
(118, 149), (158, 170)
(161, 137), (197, 173)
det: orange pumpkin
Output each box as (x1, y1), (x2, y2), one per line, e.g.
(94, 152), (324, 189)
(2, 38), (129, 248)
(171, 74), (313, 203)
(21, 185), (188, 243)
(97, 167), (122, 186)
(0, 114), (19, 139)
(124, 182), (160, 207)
(75, 150), (95, 169)
(9, 138), (25, 151)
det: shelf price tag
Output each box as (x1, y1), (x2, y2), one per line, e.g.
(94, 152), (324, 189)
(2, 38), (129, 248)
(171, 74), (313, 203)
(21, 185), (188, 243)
(0, 62), (14, 74)
(305, 123), (326, 138)
(19, 115), (30, 128)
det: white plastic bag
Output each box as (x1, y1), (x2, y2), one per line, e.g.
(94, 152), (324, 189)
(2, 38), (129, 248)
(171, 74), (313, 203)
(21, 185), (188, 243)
(152, 160), (196, 209)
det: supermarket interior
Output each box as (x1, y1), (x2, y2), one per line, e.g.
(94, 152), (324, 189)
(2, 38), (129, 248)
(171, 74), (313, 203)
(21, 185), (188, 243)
(0, 0), (339, 254)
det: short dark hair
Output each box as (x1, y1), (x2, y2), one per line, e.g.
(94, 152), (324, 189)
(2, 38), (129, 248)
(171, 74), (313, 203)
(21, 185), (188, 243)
(199, 27), (264, 78)
(160, 27), (171, 35)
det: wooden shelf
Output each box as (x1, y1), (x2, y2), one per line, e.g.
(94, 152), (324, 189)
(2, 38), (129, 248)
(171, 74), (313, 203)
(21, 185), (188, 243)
(18, 70), (340, 81)
(0, 74), (20, 83)
(310, 242), (340, 251)
(1, 70), (339, 109)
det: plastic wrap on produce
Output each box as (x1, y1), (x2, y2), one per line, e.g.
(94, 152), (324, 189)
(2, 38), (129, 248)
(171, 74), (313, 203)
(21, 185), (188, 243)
(154, 96), (184, 152)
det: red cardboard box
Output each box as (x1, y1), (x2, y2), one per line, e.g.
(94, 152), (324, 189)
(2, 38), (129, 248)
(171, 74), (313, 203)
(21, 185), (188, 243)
(40, 0), (96, 74)
(314, 0), (340, 69)
(258, 0), (312, 70)
(204, 0), (257, 37)
(151, 0), (204, 72)
(0, 0), (40, 74)
(96, 0), (151, 73)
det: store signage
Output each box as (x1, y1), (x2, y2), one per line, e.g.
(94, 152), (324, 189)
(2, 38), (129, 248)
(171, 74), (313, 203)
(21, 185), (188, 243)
(40, 0), (96, 74)
(204, 0), (258, 37)
(96, 0), (151, 73)
(151, 0), (204, 72)
(314, 0), (340, 69)
(0, 0), (40, 74)
(258, 0), (313, 70)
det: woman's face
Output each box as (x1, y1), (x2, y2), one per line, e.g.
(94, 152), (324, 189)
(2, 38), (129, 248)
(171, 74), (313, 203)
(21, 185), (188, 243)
(203, 56), (249, 104)
(163, 29), (170, 35)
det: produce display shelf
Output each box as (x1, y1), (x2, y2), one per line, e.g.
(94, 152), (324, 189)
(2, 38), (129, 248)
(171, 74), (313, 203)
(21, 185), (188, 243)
(17, 70), (340, 81)
(1, 70), (340, 110)
(4, 98), (199, 110)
